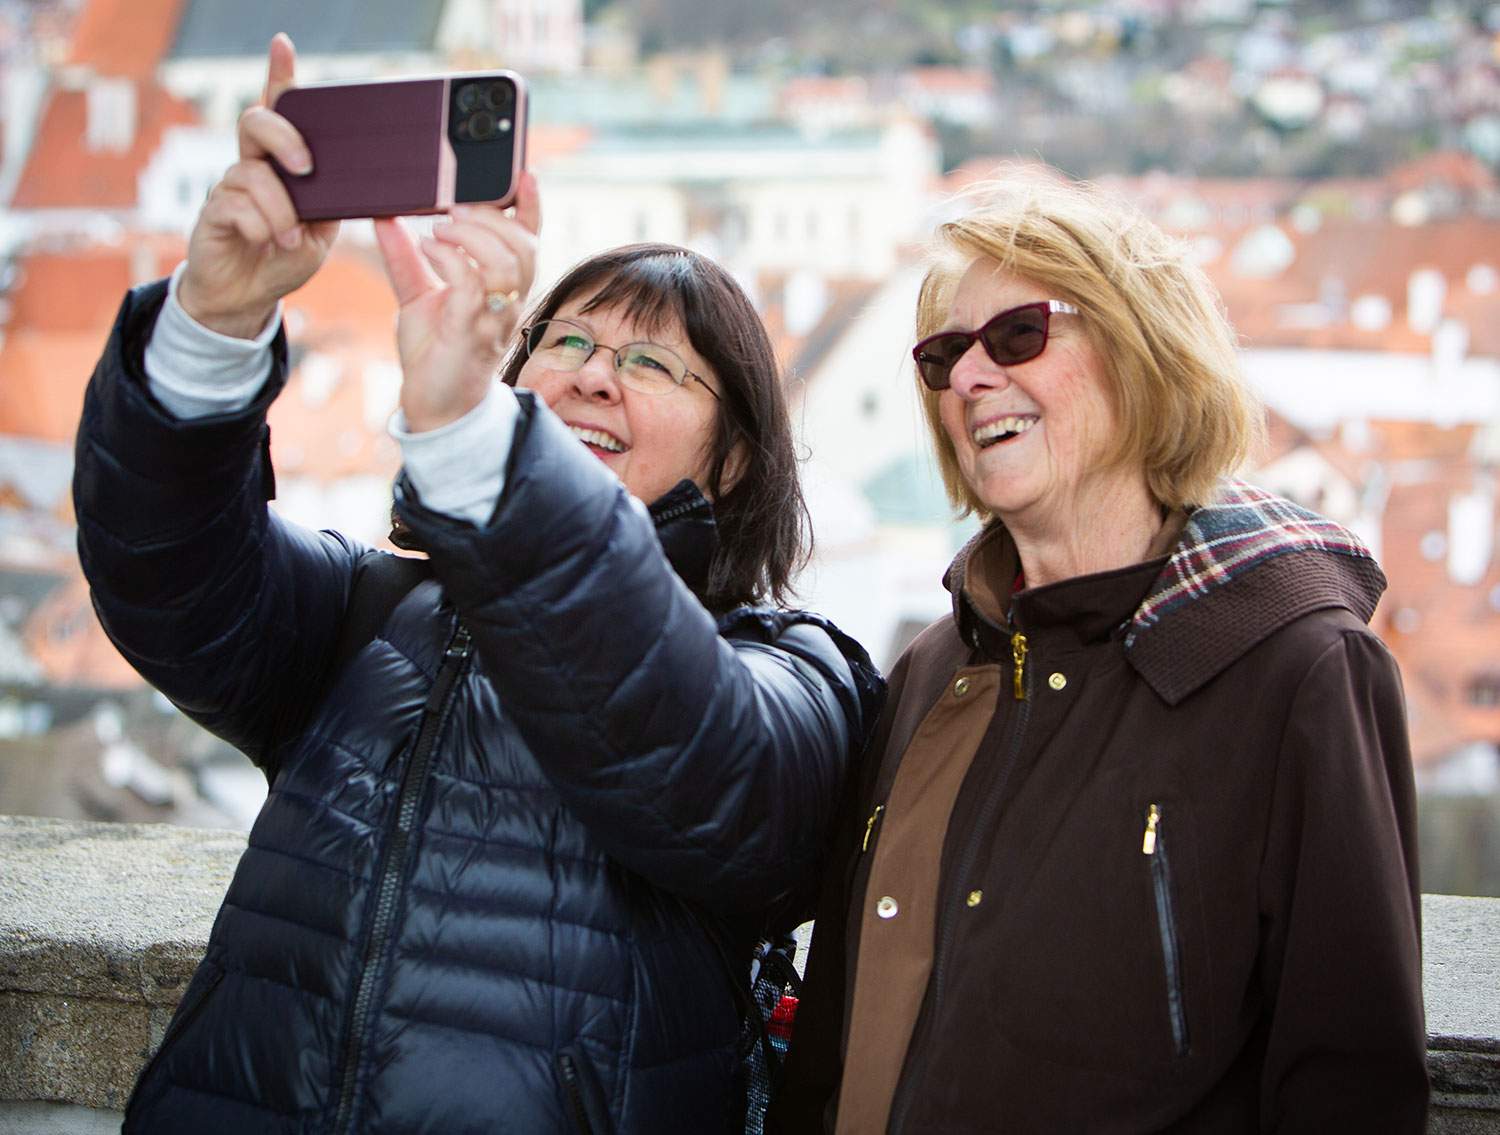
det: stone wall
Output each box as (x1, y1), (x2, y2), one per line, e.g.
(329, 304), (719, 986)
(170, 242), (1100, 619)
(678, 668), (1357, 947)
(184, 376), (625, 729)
(1, 815), (1497, 1131)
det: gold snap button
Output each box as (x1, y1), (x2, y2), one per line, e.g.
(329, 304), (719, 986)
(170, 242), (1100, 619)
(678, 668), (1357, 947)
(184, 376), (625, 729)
(954, 676), (971, 697)
(966, 890), (983, 908)
(876, 896), (899, 919)
(1048, 672), (1067, 691)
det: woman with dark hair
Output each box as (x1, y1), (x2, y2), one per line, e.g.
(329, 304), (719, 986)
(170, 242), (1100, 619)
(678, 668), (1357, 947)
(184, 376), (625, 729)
(75, 36), (879, 1135)
(386, 239), (809, 613)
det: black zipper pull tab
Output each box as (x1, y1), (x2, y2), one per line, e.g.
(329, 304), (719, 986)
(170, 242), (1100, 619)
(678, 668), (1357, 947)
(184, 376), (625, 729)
(446, 623), (473, 659)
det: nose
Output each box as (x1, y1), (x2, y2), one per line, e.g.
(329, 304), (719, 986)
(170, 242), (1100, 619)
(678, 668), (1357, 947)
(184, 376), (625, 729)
(946, 339), (1008, 400)
(571, 347), (622, 403)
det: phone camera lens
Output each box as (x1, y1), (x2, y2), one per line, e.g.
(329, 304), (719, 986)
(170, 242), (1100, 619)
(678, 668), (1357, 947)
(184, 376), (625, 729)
(456, 84), (481, 113)
(484, 81), (513, 111)
(468, 111), (496, 141)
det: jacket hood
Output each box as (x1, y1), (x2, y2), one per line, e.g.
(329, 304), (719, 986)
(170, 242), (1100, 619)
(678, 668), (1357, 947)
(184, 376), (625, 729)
(945, 480), (1388, 706)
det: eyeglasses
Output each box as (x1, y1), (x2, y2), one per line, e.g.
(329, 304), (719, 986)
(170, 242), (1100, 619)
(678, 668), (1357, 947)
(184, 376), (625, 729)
(911, 300), (1079, 391)
(522, 318), (719, 400)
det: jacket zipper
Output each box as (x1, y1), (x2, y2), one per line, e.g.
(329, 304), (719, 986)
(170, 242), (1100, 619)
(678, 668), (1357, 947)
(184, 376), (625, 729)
(332, 621), (472, 1135)
(557, 1053), (596, 1135)
(888, 638), (1034, 1133)
(651, 498), (703, 524)
(1143, 803), (1190, 1058)
(861, 803), (885, 853)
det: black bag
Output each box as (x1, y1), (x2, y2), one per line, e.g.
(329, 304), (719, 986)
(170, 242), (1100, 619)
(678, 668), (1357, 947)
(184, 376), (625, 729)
(700, 920), (804, 1135)
(741, 933), (803, 1135)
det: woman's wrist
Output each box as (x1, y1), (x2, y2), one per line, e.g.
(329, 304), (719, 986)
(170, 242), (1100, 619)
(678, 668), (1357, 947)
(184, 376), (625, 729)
(177, 275), (278, 341)
(399, 388), (491, 435)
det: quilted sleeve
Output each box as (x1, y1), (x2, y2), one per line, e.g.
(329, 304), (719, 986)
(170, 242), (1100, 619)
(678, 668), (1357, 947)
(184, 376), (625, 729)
(73, 281), (364, 769)
(395, 392), (882, 916)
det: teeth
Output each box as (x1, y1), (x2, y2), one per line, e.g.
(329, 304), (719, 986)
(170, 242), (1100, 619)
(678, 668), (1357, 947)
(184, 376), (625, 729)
(570, 426), (625, 453)
(973, 416), (1037, 446)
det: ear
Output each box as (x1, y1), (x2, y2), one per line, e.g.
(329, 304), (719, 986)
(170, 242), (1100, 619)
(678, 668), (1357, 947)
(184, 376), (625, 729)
(717, 438), (750, 498)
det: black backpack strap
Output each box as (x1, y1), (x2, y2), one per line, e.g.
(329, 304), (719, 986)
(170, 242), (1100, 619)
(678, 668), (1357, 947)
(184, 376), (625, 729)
(330, 550), (434, 677)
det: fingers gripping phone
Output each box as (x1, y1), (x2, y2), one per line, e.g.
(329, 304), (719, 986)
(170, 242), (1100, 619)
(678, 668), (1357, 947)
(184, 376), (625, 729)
(272, 72), (528, 220)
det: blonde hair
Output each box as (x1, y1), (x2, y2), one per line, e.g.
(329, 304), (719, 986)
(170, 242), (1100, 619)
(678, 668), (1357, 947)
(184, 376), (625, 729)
(916, 174), (1265, 515)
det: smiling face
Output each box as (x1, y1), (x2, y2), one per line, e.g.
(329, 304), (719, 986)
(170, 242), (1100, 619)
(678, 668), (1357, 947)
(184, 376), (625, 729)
(515, 291), (723, 505)
(938, 257), (1125, 524)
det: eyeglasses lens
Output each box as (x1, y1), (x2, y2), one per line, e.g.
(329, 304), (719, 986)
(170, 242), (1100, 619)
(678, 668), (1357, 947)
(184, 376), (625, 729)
(527, 322), (592, 367)
(526, 321), (688, 395)
(915, 306), (1051, 390)
(616, 344), (686, 394)
(981, 308), (1047, 366)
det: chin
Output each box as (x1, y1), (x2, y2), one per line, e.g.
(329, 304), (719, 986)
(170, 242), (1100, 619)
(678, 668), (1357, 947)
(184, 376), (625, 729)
(968, 472), (1035, 517)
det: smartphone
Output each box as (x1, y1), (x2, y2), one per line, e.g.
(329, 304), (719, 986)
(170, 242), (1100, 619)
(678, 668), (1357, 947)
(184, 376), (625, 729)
(272, 72), (528, 221)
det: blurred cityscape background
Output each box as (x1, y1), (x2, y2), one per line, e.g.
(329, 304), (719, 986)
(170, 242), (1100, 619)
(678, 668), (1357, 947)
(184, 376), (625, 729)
(0, 0), (1497, 894)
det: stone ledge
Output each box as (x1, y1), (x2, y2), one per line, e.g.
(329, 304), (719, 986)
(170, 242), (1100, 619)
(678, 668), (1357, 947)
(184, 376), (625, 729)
(0, 816), (242, 1111)
(1, 815), (1498, 1126)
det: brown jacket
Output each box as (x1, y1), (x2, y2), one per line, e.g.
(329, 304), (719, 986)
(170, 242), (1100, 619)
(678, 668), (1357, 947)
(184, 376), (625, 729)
(770, 485), (1428, 1134)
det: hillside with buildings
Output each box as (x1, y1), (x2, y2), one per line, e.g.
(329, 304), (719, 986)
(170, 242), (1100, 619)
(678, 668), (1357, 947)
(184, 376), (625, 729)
(0, 0), (1496, 890)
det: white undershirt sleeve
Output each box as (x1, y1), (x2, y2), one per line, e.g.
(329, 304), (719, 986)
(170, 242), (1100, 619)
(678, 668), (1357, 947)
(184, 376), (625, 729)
(143, 262), (282, 420)
(389, 384), (518, 527)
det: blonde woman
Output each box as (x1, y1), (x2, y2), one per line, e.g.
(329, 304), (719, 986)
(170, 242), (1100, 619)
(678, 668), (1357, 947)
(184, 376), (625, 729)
(771, 178), (1427, 1133)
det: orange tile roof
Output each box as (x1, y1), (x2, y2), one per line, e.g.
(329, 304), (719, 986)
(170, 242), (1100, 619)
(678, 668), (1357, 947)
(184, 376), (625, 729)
(1206, 216), (1500, 356)
(0, 239), (184, 443)
(0, 331), (125, 443)
(10, 83), (199, 209)
(268, 242), (405, 483)
(65, 0), (188, 80)
(1387, 150), (1498, 195)
(0, 231), (409, 477)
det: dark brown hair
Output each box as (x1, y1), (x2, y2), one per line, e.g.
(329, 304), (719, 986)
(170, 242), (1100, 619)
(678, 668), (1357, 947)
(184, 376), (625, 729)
(503, 243), (810, 611)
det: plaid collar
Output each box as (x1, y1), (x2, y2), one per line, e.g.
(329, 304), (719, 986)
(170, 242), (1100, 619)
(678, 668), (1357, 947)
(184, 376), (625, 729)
(944, 480), (1387, 704)
(1126, 479), (1378, 647)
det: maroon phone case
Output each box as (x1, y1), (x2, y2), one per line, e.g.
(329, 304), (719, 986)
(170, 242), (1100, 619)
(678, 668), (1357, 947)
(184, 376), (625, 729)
(273, 74), (525, 221)
(274, 79), (445, 220)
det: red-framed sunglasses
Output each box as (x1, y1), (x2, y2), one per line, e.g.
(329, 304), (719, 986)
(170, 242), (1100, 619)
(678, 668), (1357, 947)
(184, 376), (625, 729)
(912, 300), (1079, 391)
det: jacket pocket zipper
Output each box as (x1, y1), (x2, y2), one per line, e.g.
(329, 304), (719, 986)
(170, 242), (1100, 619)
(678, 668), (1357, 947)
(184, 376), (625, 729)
(861, 803), (885, 853)
(557, 1052), (597, 1135)
(1142, 803), (1189, 1058)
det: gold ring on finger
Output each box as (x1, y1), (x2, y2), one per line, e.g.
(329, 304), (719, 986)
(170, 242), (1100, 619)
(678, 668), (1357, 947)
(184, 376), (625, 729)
(485, 289), (519, 314)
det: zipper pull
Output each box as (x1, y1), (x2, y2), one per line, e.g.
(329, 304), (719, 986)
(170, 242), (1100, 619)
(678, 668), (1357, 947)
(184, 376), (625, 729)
(446, 624), (473, 659)
(1142, 803), (1160, 855)
(1011, 632), (1028, 701)
(862, 804), (885, 853)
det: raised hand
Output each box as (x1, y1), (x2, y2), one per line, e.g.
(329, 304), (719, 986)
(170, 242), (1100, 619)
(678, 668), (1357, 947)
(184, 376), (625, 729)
(373, 172), (542, 433)
(178, 33), (339, 339)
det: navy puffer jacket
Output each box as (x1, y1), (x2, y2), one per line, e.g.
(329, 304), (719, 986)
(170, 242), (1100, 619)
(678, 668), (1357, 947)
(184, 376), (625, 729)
(75, 281), (881, 1135)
